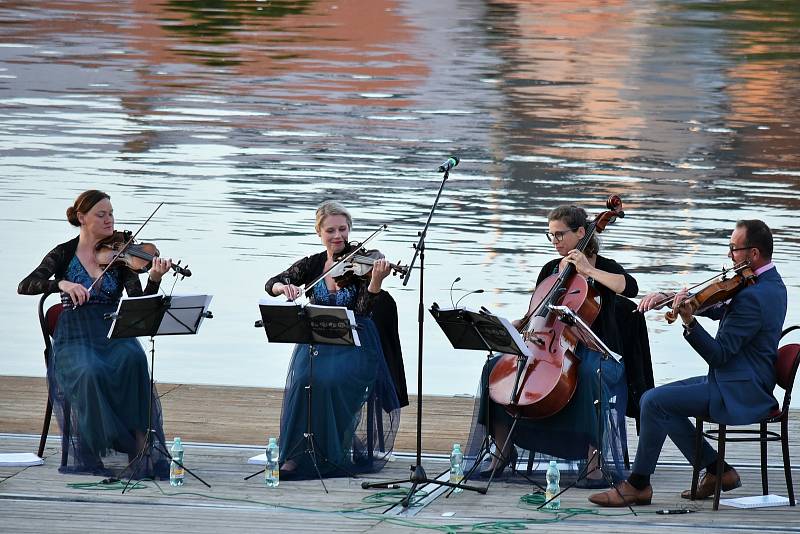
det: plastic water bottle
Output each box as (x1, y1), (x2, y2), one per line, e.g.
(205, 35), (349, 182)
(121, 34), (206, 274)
(449, 443), (464, 493)
(265, 437), (280, 488)
(545, 460), (560, 509)
(169, 437), (185, 487)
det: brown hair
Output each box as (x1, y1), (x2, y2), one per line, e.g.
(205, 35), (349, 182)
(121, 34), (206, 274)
(66, 190), (110, 227)
(547, 205), (599, 257)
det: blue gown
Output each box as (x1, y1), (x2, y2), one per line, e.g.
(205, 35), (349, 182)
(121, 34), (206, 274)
(50, 257), (167, 477)
(278, 280), (401, 478)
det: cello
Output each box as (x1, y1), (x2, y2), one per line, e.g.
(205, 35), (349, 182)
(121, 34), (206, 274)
(488, 195), (624, 419)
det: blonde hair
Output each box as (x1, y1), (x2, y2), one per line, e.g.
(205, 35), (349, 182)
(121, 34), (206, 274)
(315, 201), (352, 234)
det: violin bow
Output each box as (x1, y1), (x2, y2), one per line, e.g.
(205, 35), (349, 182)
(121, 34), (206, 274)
(295, 223), (388, 300)
(87, 202), (164, 293)
(642, 260), (751, 312)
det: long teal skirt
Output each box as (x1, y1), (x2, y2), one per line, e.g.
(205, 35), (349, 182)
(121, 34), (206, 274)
(279, 317), (400, 478)
(49, 303), (167, 477)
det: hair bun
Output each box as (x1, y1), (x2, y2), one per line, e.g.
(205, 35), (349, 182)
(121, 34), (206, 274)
(66, 206), (80, 226)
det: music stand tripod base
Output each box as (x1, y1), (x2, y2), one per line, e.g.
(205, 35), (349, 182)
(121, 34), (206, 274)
(533, 304), (634, 514)
(252, 301), (361, 492)
(108, 294), (214, 492)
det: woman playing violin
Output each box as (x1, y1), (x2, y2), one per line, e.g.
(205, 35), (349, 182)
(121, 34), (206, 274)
(18, 189), (173, 476)
(265, 200), (404, 479)
(473, 205), (638, 486)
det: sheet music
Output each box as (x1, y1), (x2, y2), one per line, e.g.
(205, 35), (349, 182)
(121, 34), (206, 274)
(432, 306), (532, 357)
(108, 294), (212, 338)
(258, 298), (360, 347)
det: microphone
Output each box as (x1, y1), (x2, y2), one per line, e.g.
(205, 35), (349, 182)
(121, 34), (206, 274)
(449, 277), (461, 308)
(437, 155), (459, 173)
(455, 288), (485, 308)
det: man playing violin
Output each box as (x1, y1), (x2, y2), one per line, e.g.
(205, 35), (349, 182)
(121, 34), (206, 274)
(589, 219), (787, 506)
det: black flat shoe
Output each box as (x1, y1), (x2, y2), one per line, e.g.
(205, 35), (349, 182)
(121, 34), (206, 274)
(479, 448), (517, 479)
(278, 467), (298, 480)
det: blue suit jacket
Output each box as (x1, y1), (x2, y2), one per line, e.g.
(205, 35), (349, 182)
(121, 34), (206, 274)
(684, 266), (786, 425)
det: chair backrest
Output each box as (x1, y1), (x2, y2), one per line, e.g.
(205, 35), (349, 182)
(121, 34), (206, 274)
(776, 325), (800, 410)
(776, 344), (800, 391)
(37, 293), (64, 365)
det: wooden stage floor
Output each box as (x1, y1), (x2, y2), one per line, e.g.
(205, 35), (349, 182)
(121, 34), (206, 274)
(1, 377), (798, 532)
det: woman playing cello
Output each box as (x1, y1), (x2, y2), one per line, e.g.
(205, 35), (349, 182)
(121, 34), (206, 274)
(471, 204), (638, 486)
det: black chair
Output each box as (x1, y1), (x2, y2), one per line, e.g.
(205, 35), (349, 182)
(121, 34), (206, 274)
(690, 325), (800, 510)
(37, 292), (67, 466)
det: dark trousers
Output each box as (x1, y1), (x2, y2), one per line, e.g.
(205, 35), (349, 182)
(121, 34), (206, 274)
(631, 376), (718, 475)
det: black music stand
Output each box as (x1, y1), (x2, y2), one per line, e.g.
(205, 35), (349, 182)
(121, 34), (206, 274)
(248, 300), (359, 493)
(429, 304), (534, 494)
(110, 294), (214, 493)
(538, 304), (634, 514)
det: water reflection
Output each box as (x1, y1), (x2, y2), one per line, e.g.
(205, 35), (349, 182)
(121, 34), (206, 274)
(1, 0), (798, 403)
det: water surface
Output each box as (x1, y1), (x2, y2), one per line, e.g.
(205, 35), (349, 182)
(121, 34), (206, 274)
(1, 0), (799, 401)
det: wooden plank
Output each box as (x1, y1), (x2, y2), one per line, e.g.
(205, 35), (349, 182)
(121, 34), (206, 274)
(1, 435), (799, 533)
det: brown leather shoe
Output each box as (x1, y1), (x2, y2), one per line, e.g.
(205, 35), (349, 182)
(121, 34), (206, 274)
(588, 480), (653, 507)
(681, 468), (741, 500)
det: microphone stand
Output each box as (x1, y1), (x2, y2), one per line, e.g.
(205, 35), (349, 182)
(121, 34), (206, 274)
(361, 158), (486, 506)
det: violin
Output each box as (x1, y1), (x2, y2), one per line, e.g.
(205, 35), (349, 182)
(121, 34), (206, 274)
(488, 195), (624, 420)
(663, 262), (755, 324)
(328, 246), (408, 288)
(95, 230), (192, 278)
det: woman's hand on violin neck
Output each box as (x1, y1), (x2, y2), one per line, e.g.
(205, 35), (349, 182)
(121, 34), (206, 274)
(367, 258), (391, 293)
(148, 257), (173, 282)
(637, 291), (674, 312)
(58, 280), (90, 306)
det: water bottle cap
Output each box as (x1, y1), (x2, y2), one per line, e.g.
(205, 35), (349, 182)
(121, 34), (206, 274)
(549, 460), (557, 467)
(172, 437), (183, 450)
(268, 437), (277, 445)
(453, 443), (461, 450)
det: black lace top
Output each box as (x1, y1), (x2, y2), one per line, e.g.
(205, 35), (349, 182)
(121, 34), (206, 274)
(265, 249), (379, 315)
(18, 236), (161, 299)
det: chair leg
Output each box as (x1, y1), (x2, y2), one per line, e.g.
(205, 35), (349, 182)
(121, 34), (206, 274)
(690, 418), (703, 500)
(781, 418), (795, 506)
(61, 400), (71, 468)
(623, 442), (630, 470)
(760, 421), (769, 495)
(366, 396), (374, 460)
(713, 425), (726, 511)
(38, 398), (53, 458)
(376, 403), (385, 453)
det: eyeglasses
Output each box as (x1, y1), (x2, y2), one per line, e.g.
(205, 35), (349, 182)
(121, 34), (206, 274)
(728, 244), (753, 253)
(545, 228), (579, 244)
